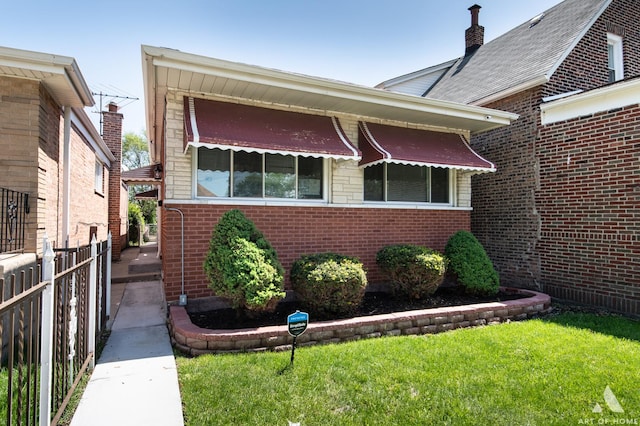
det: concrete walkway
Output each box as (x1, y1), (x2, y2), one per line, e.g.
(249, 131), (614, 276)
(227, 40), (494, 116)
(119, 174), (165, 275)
(71, 244), (184, 426)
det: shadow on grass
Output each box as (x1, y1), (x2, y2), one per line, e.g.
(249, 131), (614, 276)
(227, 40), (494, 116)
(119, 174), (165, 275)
(542, 307), (640, 343)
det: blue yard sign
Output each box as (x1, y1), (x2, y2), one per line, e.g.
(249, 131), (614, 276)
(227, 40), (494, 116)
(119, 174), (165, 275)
(287, 311), (309, 337)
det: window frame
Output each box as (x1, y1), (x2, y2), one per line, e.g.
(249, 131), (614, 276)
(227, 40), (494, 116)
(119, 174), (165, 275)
(94, 159), (104, 195)
(194, 147), (328, 201)
(607, 33), (624, 82)
(363, 162), (455, 206)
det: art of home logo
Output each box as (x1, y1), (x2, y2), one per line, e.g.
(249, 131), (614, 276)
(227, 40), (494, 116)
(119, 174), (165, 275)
(578, 386), (638, 425)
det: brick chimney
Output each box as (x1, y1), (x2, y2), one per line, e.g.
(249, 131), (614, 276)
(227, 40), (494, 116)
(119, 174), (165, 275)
(102, 102), (124, 260)
(465, 4), (484, 56)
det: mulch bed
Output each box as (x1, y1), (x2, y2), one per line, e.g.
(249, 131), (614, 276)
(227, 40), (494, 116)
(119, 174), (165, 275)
(188, 286), (527, 330)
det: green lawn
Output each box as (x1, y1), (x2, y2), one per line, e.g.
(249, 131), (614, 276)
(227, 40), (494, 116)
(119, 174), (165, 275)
(177, 312), (640, 425)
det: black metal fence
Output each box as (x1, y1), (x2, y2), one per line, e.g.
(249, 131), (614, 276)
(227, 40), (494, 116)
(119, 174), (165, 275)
(0, 235), (111, 425)
(0, 188), (29, 254)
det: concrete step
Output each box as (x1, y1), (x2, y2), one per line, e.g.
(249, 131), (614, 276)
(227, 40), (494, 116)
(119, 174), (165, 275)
(129, 260), (161, 275)
(139, 244), (158, 254)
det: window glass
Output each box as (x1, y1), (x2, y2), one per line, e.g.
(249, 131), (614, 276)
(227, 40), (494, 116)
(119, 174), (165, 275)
(607, 43), (616, 82)
(364, 163), (451, 204)
(387, 163), (428, 202)
(430, 168), (450, 203)
(196, 147), (325, 200)
(197, 148), (230, 197)
(94, 161), (103, 194)
(233, 151), (262, 197)
(298, 157), (323, 199)
(607, 34), (624, 82)
(265, 154), (295, 198)
(364, 164), (384, 201)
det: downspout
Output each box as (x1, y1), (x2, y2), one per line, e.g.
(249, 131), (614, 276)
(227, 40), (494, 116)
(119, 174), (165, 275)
(62, 107), (72, 247)
(164, 207), (185, 305)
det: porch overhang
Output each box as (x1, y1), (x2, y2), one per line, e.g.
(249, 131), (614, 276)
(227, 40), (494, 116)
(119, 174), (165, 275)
(358, 122), (495, 172)
(183, 97), (360, 160)
(142, 45), (519, 165)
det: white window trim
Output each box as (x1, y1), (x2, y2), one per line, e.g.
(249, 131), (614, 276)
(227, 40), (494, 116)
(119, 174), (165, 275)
(94, 160), (104, 195)
(193, 148), (329, 203)
(607, 33), (624, 82)
(363, 163), (456, 206)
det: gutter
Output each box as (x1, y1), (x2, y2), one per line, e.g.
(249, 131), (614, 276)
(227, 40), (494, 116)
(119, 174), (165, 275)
(470, 75), (549, 107)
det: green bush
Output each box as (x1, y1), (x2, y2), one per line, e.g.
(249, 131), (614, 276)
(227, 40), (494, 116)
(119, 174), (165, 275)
(203, 209), (285, 311)
(444, 230), (499, 296)
(376, 244), (447, 299)
(128, 203), (145, 245)
(291, 253), (367, 317)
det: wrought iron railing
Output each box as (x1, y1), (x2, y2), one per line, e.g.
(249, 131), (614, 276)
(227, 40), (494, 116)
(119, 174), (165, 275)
(0, 235), (112, 425)
(1, 188), (29, 254)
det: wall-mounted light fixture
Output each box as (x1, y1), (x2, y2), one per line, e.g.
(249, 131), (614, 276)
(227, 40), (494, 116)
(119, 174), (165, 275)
(154, 163), (163, 180)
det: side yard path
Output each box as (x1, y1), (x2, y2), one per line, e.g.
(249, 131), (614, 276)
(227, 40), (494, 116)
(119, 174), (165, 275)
(71, 245), (183, 426)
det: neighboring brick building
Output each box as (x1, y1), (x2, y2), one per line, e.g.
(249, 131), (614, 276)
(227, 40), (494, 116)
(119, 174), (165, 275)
(0, 46), (125, 258)
(141, 46), (517, 302)
(379, 0), (640, 315)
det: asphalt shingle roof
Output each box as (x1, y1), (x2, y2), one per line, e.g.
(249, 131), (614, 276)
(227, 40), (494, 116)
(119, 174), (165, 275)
(424, 0), (610, 104)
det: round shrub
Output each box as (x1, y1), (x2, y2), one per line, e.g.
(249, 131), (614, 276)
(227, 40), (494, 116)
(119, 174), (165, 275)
(376, 244), (447, 299)
(444, 230), (499, 296)
(203, 209), (285, 311)
(291, 253), (367, 317)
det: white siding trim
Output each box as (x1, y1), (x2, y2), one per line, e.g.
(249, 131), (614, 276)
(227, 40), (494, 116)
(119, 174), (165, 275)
(541, 78), (640, 125)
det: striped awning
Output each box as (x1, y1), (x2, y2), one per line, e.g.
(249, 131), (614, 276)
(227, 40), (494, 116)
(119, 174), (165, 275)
(358, 122), (495, 172)
(183, 97), (360, 161)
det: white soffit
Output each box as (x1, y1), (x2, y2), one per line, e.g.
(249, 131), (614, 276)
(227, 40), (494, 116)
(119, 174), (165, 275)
(541, 78), (640, 125)
(0, 46), (93, 108)
(142, 45), (518, 150)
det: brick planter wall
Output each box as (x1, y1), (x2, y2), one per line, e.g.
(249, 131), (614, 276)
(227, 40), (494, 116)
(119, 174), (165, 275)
(169, 288), (551, 355)
(161, 204), (470, 302)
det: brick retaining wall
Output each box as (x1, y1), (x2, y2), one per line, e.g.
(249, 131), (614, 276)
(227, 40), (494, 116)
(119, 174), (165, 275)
(169, 288), (551, 355)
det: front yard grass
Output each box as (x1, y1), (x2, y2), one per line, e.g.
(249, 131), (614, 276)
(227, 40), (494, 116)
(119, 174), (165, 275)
(177, 312), (640, 425)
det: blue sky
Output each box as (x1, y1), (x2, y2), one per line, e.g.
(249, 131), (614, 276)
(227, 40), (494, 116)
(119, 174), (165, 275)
(2, 1), (562, 135)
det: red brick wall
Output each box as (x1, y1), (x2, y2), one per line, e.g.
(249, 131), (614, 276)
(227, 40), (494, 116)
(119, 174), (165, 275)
(67, 123), (110, 245)
(470, 88), (543, 288)
(40, 86), (63, 251)
(544, 0), (640, 97)
(469, 0), (640, 315)
(102, 105), (124, 260)
(537, 104), (640, 315)
(0, 77), (43, 252)
(160, 204), (470, 302)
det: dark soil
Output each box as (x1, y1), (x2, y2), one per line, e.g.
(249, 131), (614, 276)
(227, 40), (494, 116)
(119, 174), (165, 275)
(188, 286), (527, 330)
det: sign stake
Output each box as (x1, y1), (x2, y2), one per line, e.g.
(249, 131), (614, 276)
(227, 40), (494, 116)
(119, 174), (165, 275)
(281, 310), (309, 372)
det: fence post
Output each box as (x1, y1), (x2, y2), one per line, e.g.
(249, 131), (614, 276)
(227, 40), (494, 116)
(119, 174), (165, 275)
(39, 237), (55, 426)
(88, 235), (97, 369)
(106, 232), (112, 324)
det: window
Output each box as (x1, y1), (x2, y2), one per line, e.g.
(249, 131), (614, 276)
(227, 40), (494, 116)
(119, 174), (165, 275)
(94, 160), (104, 194)
(196, 148), (324, 200)
(607, 33), (624, 82)
(364, 163), (450, 204)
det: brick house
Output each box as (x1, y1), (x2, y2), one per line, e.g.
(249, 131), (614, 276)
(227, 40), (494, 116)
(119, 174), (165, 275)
(141, 45), (517, 302)
(0, 46), (127, 265)
(378, 0), (640, 315)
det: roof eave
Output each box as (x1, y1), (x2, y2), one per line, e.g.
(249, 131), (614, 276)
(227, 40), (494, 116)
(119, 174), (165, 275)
(141, 45), (518, 157)
(0, 46), (94, 108)
(470, 75), (549, 107)
(71, 107), (115, 165)
(541, 76), (640, 125)
(375, 58), (460, 89)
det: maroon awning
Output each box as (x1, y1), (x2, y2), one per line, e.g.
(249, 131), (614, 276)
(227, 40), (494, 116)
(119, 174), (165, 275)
(134, 188), (158, 200)
(122, 164), (160, 185)
(184, 97), (360, 160)
(358, 122), (495, 172)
